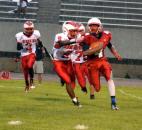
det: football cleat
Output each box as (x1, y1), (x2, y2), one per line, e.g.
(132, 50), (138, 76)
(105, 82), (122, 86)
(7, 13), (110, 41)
(72, 100), (82, 108)
(60, 78), (65, 87)
(81, 87), (87, 94)
(90, 95), (95, 100)
(111, 104), (119, 110)
(25, 86), (30, 92)
(30, 85), (35, 89)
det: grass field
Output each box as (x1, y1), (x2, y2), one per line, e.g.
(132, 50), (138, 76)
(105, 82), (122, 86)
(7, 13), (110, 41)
(0, 79), (142, 130)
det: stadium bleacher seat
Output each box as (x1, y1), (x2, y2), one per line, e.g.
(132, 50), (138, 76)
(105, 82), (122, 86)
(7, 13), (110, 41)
(0, 0), (39, 22)
(59, 0), (142, 28)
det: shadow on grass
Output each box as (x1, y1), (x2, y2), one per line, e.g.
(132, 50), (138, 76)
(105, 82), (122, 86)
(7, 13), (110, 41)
(33, 96), (69, 103)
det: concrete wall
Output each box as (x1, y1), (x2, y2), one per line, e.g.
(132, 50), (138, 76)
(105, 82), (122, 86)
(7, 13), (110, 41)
(0, 22), (142, 59)
(0, 22), (60, 53)
(0, 22), (142, 78)
(105, 27), (142, 60)
(0, 57), (142, 79)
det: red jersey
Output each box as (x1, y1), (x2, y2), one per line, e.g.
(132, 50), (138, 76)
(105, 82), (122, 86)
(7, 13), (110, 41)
(83, 31), (112, 59)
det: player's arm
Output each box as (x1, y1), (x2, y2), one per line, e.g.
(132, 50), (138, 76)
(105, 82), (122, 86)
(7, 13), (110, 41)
(83, 41), (103, 56)
(15, 33), (23, 51)
(17, 42), (23, 50)
(37, 39), (43, 47)
(57, 36), (85, 47)
(107, 42), (122, 61)
(14, 51), (21, 62)
(57, 39), (76, 47)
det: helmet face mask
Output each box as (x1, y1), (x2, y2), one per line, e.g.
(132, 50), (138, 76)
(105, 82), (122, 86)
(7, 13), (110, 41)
(78, 23), (85, 36)
(23, 21), (34, 35)
(87, 17), (103, 34)
(62, 21), (78, 38)
(88, 24), (100, 34)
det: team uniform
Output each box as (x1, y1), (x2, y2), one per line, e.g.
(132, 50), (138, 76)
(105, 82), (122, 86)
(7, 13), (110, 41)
(52, 33), (76, 89)
(52, 20), (82, 107)
(82, 17), (120, 110)
(70, 43), (87, 91)
(15, 28), (40, 91)
(84, 31), (112, 92)
(70, 40), (92, 93)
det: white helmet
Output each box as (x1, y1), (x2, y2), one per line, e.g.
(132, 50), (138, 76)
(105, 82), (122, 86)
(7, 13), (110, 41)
(78, 23), (85, 32)
(23, 21), (34, 29)
(62, 21), (78, 35)
(77, 23), (85, 36)
(87, 17), (103, 33)
(87, 17), (102, 26)
(23, 21), (34, 35)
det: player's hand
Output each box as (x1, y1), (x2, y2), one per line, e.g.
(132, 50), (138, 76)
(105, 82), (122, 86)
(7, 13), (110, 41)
(76, 36), (85, 43)
(14, 58), (20, 62)
(116, 55), (122, 61)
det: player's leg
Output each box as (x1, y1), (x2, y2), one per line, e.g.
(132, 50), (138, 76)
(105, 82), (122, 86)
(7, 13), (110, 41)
(83, 62), (95, 99)
(102, 60), (119, 110)
(21, 56), (30, 91)
(73, 63), (87, 93)
(89, 85), (95, 99)
(60, 78), (65, 86)
(87, 59), (101, 92)
(27, 53), (36, 88)
(67, 61), (76, 90)
(88, 62), (101, 92)
(53, 60), (81, 107)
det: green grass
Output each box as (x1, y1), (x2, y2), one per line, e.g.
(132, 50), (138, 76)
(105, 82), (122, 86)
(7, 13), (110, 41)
(0, 79), (142, 130)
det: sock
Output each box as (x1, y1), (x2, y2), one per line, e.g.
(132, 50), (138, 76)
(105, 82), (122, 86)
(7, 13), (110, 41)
(29, 68), (34, 78)
(111, 96), (116, 106)
(29, 68), (34, 85)
(107, 79), (115, 96)
(25, 80), (29, 87)
(72, 97), (77, 102)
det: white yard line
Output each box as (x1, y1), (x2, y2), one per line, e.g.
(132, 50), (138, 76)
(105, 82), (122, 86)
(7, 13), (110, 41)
(119, 89), (142, 101)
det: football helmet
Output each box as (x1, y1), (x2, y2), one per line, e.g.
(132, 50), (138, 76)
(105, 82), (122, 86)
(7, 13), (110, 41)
(87, 17), (103, 33)
(62, 21), (78, 38)
(23, 21), (34, 35)
(78, 23), (85, 36)
(87, 17), (102, 26)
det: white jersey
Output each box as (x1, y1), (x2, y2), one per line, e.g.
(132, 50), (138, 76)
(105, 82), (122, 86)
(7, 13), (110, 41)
(70, 43), (85, 63)
(52, 33), (74, 61)
(15, 30), (40, 57)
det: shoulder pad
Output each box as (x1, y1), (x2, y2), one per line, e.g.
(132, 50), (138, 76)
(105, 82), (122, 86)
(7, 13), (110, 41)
(85, 33), (90, 36)
(103, 30), (111, 35)
(33, 30), (41, 38)
(15, 32), (23, 37)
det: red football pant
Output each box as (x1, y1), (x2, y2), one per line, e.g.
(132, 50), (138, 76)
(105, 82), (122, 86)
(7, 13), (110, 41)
(73, 63), (86, 89)
(53, 60), (76, 89)
(87, 58), (112, 92)
(21, 53), (36, 83)
(81, 62), (92, 85)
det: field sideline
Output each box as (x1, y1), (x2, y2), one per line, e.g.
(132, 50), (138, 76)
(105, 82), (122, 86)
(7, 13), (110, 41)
(0, 73), (142, 130)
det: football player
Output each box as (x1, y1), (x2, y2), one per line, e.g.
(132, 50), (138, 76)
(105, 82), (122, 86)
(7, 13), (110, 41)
(82, 17), (122, 110)
(70, 23), (95, 98)
(15, 21), (42, 92)
(52, 21), (81, 107)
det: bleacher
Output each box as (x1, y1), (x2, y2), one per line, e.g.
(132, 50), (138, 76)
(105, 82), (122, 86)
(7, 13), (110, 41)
(59, 0), (142, 29)
(0, 0), (39, 22)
